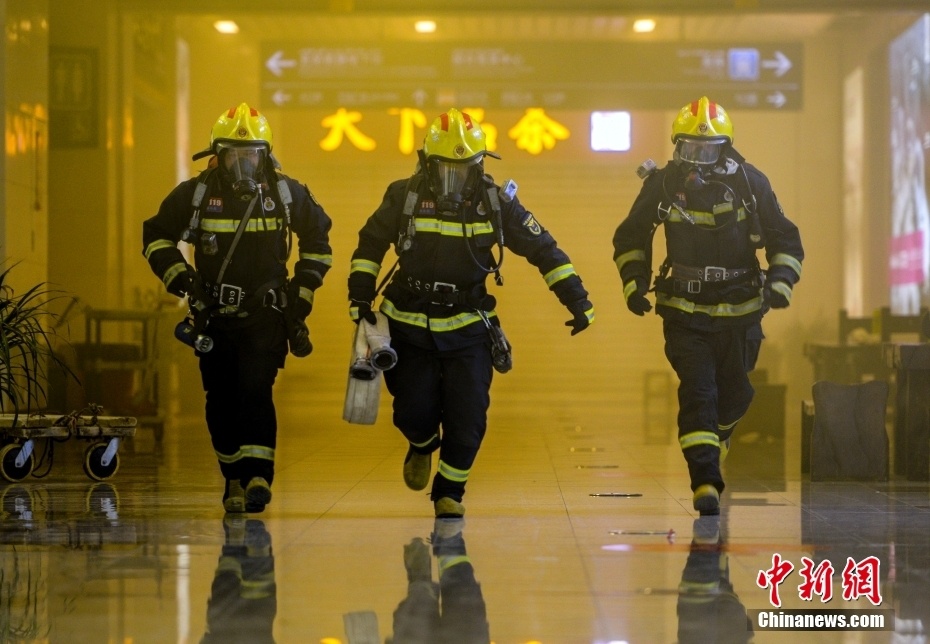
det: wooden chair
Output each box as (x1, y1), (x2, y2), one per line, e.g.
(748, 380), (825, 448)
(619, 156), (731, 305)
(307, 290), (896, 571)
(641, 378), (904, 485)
(877, 306), (928, 343)
(838, 308), (873, 345)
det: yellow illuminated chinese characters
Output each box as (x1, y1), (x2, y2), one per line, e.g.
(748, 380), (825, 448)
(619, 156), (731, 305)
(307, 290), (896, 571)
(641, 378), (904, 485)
(463, 107), (498, 152)
(319, 107), (377, 152)
(508, 108), (570, 155)
(388, 107), (427, 154)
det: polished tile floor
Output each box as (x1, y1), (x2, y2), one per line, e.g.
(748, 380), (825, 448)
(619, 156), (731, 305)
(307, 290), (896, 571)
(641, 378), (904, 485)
(1, 359), (928, 644)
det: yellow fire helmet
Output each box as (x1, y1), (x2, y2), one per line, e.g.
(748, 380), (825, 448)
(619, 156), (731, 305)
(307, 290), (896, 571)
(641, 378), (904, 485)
(192, 102), (273, 161)
(671, 96), (733, 144)
(671, 97), (734, 166)
(422, 108), (500, 162)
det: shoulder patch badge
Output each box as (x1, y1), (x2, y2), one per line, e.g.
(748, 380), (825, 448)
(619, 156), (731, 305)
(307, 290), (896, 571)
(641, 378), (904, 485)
(206, 197), (223, 213)
(522, 212), (542, 236)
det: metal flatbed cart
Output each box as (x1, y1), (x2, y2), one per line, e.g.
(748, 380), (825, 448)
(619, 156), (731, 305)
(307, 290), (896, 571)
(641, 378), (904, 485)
(0, 409), (136, 482)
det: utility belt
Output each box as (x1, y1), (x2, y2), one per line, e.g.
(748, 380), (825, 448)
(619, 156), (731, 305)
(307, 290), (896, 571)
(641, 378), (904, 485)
(203, 278), (286, 317)
(657, 263), (759, 295)
(396, 276), (493, 309)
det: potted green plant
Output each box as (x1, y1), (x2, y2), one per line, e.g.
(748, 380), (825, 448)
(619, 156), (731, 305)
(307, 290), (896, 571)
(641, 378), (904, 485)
(0, 260), (76, 418)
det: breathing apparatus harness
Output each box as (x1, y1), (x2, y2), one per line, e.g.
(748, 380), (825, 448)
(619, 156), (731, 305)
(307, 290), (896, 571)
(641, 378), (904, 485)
(388, 162), (515, 373)
(638, 149), (765, 295)
(175, 164), (296, 350)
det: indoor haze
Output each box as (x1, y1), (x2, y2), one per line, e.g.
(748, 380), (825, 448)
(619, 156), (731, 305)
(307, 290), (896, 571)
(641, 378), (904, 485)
(1, 1), (929, 643)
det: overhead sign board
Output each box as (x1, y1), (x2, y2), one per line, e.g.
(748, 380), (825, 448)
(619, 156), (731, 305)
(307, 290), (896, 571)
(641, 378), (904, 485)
(261, 41), (802, 111)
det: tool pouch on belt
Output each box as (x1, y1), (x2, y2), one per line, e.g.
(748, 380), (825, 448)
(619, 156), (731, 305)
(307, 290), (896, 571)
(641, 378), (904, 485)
(477, 310), (512, 374)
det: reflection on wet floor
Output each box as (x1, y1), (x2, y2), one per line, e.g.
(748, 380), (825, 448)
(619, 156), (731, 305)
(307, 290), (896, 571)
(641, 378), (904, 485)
(0, 397), (926, 643)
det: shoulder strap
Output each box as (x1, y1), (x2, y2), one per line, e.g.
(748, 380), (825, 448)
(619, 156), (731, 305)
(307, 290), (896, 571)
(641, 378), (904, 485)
(215, 193), (259, 287)
(181, 168), (217, 244)
(269, 169), (294, 263)
(397, 172), (423, 254)
(373, 173), (423, 297)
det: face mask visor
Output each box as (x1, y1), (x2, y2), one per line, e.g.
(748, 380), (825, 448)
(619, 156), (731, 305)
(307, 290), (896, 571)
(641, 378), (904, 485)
(427, 156), (483, 213)
(217, 142), (268, 200)
(675, 137), (727, 166)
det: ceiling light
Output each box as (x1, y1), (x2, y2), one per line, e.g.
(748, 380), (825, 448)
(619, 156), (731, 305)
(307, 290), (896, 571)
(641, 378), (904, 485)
(632, 19), (656, 33)
(415, 20), (436, 34)
(213, 20), (239, 34)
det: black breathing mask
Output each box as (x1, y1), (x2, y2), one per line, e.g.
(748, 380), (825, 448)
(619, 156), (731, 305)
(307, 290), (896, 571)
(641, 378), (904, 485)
(426, 156), (482, 214)
(218, 143), (267, 201)
(684, 165), (709, 191)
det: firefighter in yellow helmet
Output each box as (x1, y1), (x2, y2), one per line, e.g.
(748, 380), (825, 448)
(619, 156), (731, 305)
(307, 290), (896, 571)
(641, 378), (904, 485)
(142, 103), (333, 514)
(612, 97), (803, 515)
(349, 108), (594, 518)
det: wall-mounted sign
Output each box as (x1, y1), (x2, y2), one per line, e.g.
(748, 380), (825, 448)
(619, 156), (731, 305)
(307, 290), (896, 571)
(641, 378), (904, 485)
(49, 47), (99, 149)
(261, 41), (802, 111)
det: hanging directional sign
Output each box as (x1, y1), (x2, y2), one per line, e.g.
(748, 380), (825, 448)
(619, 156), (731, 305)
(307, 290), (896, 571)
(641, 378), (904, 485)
(260, 41), (802, 111)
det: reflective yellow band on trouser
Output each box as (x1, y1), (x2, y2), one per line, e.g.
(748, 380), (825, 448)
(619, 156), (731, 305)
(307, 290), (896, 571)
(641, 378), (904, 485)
(437, 459), (469, 483)
(679, 580), (721, 595)
(411, 434), (438, 449)
(215, 445), (276, 463)
(656, 293), (763, 317)
(438, 555), (471, 576)
(718, 415), (742, 432)
(300, 252), (333, 266)
(217, 558), (242, 575)
(350, 258), (381, 277)
(241, 577), (275, 600)
(679, 431), (720, 451)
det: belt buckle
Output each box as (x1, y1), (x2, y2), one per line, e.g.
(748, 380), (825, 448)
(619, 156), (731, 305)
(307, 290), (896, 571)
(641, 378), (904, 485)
(431, 281), (457, 306)
(433, 281), (458, 294)
(686, 279), (701, 294)
(218, 283), (244, 308)
(704, 266), (726, 282)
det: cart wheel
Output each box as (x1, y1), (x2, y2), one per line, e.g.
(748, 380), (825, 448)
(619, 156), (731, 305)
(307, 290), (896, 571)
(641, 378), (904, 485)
(0, 443), (35, 483)
(83, 442), (120, 481)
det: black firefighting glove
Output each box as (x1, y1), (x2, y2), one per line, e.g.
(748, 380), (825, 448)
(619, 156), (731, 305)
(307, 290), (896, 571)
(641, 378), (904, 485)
(763, 281), (791, 310)
(187, 272), (212, 310)
(167, 266), (212, 309)
(565, 299), (594, 336)
(351, 299), (378, 325)
(287, 270), (323, 323)
(625, 277), (653, 316)
(166, 265), (194, 298)
(287, 318), (313, 358)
